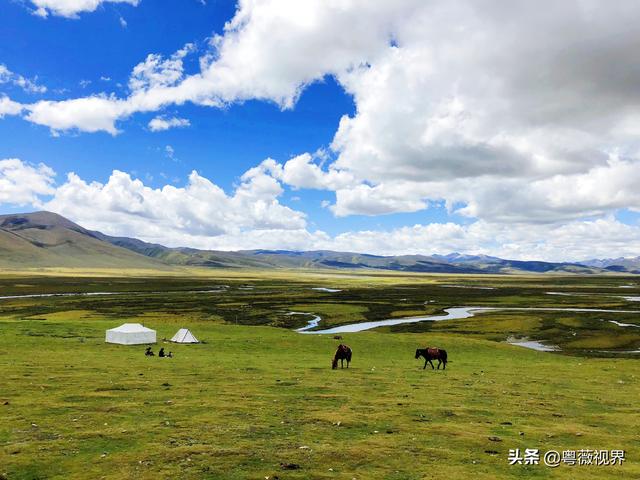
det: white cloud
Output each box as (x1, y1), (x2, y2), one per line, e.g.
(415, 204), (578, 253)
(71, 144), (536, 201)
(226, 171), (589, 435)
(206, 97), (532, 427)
(25, 95), (127, 135)
(0, 64), (47, 94)
(30, 0), (140, 18)
(0, 96), (24, 117)
(322, 153), (640, 223)
(149, 116), (190, 132)
(450, 156), (640, 223)
(280, 153), (356, 191)
(0, 158), (56, 206)
(129, 44), (195, 93)
(42, 164), (307, 247)
(331, 183), (428, 217)
(15, 2), (411, 133)
(7, 1), (640, 231)
(5, 157), (640, 261)
(315, 2), (640, 223)
(324, 218), (640, 263)
(22, 43), (196, 135)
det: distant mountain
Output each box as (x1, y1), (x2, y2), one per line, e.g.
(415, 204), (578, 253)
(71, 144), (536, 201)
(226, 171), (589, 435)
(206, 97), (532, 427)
(578, 257), (640, 274)
(0, 211), (625, 274)
(94, 225), (606, 274)
(431, 253), (503, 264)
(0, 211), (169, 269)
(89, 236), (488, 272)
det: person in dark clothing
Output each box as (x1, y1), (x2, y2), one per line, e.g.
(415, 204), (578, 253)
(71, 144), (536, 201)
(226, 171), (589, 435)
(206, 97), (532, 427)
(145, 347), (154, 356)
(167, 352), (173, 358)
(158, 347), (165, 357)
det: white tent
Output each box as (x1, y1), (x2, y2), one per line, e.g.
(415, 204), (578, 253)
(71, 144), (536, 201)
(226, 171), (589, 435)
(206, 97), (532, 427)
(170, 328), (199, 344)
(105, 323), (156, 345)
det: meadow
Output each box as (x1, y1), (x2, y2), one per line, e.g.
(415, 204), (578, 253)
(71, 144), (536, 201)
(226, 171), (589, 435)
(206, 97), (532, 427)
(1, 270), (639, 479)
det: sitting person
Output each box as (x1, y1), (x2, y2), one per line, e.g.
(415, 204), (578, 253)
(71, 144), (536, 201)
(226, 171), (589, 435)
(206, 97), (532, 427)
(145, 347), (154, 356)
(167, 351), (173, 358)
(158, 347), (165, 357)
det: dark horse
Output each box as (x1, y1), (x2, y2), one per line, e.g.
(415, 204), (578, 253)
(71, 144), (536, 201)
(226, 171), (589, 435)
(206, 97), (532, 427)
(415, 347), (448, 370)
(332, 344), (352, 369)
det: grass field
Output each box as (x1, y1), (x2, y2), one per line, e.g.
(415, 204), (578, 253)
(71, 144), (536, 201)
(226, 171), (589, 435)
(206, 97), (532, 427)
(1, 270), (639, 479)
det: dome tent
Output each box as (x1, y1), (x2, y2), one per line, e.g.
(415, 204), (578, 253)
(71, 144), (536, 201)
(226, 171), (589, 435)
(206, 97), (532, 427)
(105, 323), (156, 345)
(170, 328), (199, 344)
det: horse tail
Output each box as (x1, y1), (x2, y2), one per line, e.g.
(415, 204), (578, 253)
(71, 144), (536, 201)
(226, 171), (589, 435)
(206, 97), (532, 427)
(441, 349), (447, 365)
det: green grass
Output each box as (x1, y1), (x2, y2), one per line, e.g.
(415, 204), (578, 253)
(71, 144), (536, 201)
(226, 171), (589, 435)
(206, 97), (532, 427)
(1, 272), (638, 354)
(1, 320), (639, 479)
(1, 271), (639, 478)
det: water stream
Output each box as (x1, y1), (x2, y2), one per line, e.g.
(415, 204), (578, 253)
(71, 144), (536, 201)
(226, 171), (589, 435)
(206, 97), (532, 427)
(298, 306), (640, 334)
(0, 288), (227, 301)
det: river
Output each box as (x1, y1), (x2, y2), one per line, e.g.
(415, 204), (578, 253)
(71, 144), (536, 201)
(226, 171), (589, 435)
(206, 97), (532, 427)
(296, 306), (640, 334)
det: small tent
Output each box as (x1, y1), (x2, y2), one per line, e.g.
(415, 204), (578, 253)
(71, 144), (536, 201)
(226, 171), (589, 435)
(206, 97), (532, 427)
(106, 323), (156, 345)
(170, 328), (199, 344)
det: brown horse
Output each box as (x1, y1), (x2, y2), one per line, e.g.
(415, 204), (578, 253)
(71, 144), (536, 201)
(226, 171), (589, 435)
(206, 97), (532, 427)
(332, 344), (352, 369)
(415, 347), (448, 370)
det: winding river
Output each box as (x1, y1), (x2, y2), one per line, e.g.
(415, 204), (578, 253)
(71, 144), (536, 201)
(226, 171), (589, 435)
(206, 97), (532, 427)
(0, 292), (125, 300)
(4, 289), (639, 352)
(0, 288), (227, 301)
(295, 306), (640, 334)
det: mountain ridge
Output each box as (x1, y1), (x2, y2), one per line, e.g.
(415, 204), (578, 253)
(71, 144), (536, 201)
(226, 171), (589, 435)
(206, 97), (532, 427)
(0, 211), (170, 269)
(0, 211), (635, 274)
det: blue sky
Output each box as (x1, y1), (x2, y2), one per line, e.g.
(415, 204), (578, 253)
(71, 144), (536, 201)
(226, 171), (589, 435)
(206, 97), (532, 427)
(1, 2), (329, 211)
(0, 0), (462, 236)
(2, 0), (640, 260)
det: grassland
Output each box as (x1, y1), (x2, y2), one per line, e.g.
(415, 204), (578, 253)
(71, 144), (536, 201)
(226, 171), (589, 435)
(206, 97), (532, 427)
(1, 270), (639, 479)
(1, 272), (639, 353)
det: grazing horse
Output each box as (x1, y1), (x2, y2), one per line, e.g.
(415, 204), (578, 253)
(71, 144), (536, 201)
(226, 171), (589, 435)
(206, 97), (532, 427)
(415, 347), (447, 370)
(332, 344), (352, 369)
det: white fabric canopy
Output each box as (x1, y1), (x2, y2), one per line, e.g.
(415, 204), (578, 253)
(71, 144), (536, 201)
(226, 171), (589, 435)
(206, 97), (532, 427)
(105, 323), (156, 345)
(170, 328), (199, 344)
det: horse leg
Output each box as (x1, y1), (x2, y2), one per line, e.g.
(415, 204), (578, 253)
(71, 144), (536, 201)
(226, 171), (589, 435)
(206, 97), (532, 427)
(423, 359), (428, 369)
(437, 359), (441, 370)
(429, 360), (435, 369)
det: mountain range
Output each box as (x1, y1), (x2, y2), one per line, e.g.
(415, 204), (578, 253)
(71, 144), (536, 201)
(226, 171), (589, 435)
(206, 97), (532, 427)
(0, 211), (638, 274)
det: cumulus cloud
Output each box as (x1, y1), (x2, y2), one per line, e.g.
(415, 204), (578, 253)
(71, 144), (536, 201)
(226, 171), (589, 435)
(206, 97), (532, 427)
(43, 163), (307, 246)
(0, 158), (56, 206)
(30, 0), (140, 18)
(7, 1), (640, 230)
(0, 96), (24, 118)
(148, 116), (190, 132)
(280, 153), (356, 191)
(25, 95), (127, 135)
(16, 2), (412, 133)
(4, 157), (640, 261)
(23, 43), (196, 135)
(331, 183), (428, 217)
(325, 218), (640, 263)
